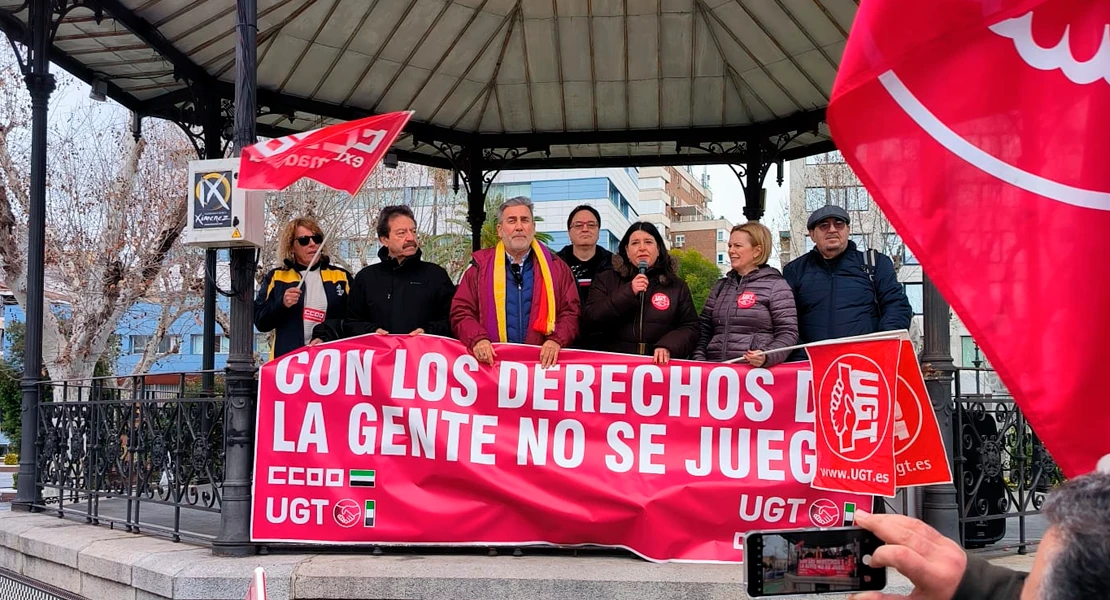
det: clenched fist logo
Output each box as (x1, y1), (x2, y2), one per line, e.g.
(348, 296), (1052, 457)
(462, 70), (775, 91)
(830, 363), (859, 453)
(817, 354), (893, 462)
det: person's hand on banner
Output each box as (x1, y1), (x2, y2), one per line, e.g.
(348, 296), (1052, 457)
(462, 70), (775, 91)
(540, 340), (561, 368)
(308, 338), (322, 346)
(375, 328), (389, 335)
(653, 347), (670, 365)
(744, 350), (766, 367)
(472, 339), (496, 366)
(409, 328), (425, 336)
(849, 510), (967, 600)
(283, 287), (301, 308)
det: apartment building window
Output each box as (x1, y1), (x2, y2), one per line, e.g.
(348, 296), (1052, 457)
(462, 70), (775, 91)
(849, 234), (869, 249)
(847, 186), (870, 211)
(805, 188), (825, 212)
(674, 234), (685, 248)
(129, 335), (179, 355)
(717, 253), (726, 265)
(961, 336), (992, 368)
(804, 150), (845, 165)
(717, 229), (725, 242)
(903, 282), (923, 316)
(884, 233), (920, 265)
(191, 334), (230, 355)
(489, 183), (531, 200)
(827, 187), (848, 208)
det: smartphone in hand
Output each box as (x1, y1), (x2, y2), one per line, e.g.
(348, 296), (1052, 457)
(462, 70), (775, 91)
(744, 526), (886, 597)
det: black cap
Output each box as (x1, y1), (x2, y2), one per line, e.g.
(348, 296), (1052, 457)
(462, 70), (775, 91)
(806, 205), (851, 230)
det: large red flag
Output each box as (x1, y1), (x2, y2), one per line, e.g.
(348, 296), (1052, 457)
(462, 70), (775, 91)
(829, 0), (1110, 477)
(238, 111), (412, 195)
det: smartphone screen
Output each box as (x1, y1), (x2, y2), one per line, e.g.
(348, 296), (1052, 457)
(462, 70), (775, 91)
(745, 527), (886, 596)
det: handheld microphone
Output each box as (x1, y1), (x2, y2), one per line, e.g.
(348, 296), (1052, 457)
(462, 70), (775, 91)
(638, 261), (648, 275)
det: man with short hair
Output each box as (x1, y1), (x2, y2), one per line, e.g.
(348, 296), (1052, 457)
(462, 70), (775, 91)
(451, 196), (579, 368)
(557, 204), (614, 305)
(341, 205), (455, 338)
(557, 204), (613, 349)
(851, 470), (1110, 599)
(783, 205), (911, 358)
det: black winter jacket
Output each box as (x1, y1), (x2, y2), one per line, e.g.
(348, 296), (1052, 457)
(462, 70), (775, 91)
(782, 242), (912, 356)
(339, 247), (456, 338)
(582, 256), (700, 358)
(556, 244), (614, 306)
(557, 244), (614, 348)
(693, 266), (798, 366)
(254, 257), (352, 359)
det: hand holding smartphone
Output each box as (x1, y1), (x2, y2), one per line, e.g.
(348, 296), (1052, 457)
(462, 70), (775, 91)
(744, 526), (886, 597)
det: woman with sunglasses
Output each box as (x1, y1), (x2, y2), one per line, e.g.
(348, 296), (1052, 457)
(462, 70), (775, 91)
(254, 217), (353, 359)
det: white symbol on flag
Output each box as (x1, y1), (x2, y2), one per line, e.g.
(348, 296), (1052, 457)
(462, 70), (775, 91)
(894, 399), (910, 442)
(832, 363), (881, 453)
(989, 12), (1110, 86)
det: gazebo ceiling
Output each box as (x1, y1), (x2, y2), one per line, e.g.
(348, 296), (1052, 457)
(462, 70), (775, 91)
(0, 0), (855, 169)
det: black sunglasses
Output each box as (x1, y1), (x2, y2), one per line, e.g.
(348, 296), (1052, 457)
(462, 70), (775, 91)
(295, 234), (323, 246)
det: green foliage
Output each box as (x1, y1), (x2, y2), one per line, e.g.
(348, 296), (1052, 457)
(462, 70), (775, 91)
(0, 319), (115, 450)
(0, 320), (23, 451)
(3, 453), (16, 465)
(673, 249), (724, 314)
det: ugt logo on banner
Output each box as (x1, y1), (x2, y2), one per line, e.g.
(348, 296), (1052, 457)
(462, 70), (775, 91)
(809, 339), (900, 497)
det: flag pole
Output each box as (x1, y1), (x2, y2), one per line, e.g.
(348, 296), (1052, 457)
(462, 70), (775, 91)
(723, 331), (909, 363)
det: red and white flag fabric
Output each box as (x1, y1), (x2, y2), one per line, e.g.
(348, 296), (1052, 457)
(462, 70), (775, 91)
(245, 567), (267, 600)
(238, 111), (412, 195)
(828, 0), (1110, 478)
(893, 341), (952, 488)
(808, 338), (902, 497)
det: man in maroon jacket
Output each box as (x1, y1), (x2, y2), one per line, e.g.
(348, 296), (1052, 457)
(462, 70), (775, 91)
(450, 197), (580, 368)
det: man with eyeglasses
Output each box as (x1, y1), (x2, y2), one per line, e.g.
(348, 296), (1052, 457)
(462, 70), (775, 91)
(782, 205), (912, 359)
(337, 205), (456, 340)
(254, 217), (353, 359)
(556, 205), (613, 348)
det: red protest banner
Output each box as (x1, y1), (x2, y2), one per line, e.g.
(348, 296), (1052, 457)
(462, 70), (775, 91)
(894, 340), (952, 487)
(828, 0), (1110, 477)
(250, 335), (869, 563)
(238, 111), (412, 195)
(798, 557), (857, 578)
(807, 339), (901, 497)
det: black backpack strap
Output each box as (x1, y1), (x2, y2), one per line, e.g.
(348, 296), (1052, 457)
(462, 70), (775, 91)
(862, 249), (881, 306)
(862, 248), (878, 281)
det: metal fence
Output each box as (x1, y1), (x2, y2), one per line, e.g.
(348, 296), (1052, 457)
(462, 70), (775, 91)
(32, 371), (227, 544)
(952, 366), (1061, 554)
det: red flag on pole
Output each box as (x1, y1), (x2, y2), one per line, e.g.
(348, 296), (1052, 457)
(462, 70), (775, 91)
(238, 111), (412, 195)
(828, 0), (1110, 478)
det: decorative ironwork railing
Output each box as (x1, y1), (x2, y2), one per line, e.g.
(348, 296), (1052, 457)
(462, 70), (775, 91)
(953, 366), (1063, 554)
(33, 372), (227, 544)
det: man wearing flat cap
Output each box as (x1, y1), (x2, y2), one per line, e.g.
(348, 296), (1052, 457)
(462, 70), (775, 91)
(782, 205), (912, 359)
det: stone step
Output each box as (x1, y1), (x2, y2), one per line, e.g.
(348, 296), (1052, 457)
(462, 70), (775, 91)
(0, 510), (1035, 600)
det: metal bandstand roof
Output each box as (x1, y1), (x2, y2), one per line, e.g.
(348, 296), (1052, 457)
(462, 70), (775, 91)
(0, 0), (853, 172)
